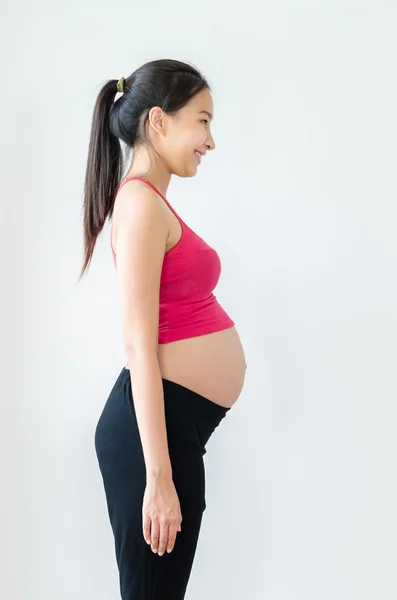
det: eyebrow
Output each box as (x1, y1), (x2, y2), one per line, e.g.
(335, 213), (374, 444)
(199, 110), (213, 121)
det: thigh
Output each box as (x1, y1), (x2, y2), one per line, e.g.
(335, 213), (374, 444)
(115, 500), (204, 599)
(168, 441), (207, 513)
(110, 445), (205, 599)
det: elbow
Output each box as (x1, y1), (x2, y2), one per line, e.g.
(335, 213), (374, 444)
(124, 340), (159, 362)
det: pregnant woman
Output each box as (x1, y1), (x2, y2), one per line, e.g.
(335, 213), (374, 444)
(79, 58), (247, 599)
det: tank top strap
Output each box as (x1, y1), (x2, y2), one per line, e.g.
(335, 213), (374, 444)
(117, 177), (184, 223)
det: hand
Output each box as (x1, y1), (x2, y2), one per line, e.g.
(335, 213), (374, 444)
(142, 474), (183, 555)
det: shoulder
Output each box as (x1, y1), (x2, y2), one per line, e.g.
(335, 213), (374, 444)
(112, 179), (170, 251)
(115, 179), (165, 216)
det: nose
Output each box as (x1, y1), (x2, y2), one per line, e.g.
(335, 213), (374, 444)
(206, 133), (216, 151)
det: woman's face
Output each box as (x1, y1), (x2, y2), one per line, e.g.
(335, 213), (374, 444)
(151, 87), (216, 178)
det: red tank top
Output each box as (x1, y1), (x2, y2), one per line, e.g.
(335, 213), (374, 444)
(111, 177), (235, 343)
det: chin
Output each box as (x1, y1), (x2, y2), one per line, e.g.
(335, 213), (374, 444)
(175, 164), (198, 179)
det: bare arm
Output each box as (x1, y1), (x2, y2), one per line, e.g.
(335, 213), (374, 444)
(113, 180), (181, 556)
(114, 181), (171, 479)
(125, 353), (172, 479)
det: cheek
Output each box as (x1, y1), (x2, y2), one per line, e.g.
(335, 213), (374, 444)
(168, 125), (205, 163)
(197, 126), (208, 145)
(187, 131), (206, 159)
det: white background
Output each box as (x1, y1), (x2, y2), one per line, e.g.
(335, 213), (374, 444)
(1, 1), (396, 599)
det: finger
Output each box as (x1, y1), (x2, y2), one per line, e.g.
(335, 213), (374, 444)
(150, 515), (160, 553)
(157, 520), (170, 556)
(166, 523), (178, 553)
(142, 514), (151, 545)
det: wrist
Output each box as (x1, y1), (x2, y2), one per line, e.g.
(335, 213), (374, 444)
(146, 464), (172, 481)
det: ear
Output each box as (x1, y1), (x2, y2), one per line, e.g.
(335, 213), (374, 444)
(148, 106), (166, 136)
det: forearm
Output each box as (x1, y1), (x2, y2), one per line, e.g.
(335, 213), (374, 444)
(126, 351), (172, 479)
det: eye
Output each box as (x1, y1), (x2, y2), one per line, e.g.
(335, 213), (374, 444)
(201, 119), (208, 125)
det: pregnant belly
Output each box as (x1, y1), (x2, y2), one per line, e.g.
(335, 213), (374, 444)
(156, 326), (247, 408)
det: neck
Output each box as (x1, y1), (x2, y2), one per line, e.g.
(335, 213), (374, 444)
(125, 147), (172, 198)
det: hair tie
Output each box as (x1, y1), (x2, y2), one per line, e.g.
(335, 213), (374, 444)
(116, 76), (125, 93)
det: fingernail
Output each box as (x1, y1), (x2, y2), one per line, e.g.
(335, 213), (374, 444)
(158, 551), (163, 556)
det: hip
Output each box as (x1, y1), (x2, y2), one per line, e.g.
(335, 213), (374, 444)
(95, 367), (232, 460)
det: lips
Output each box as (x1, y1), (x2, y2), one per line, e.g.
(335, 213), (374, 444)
(194, 150), (203, 164)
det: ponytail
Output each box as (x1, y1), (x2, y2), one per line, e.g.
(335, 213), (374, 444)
(78, 79), (123, 280)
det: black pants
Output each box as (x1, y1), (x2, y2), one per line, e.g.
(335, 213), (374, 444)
(94, 367), (231, 599)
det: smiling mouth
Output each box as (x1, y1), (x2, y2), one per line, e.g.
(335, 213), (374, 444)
(194, 151), (202, 164)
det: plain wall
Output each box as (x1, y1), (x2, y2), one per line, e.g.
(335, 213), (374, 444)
(1, 1), (396, 599)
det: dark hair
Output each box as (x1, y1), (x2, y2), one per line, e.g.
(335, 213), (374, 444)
(78, 58), (211, 280)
